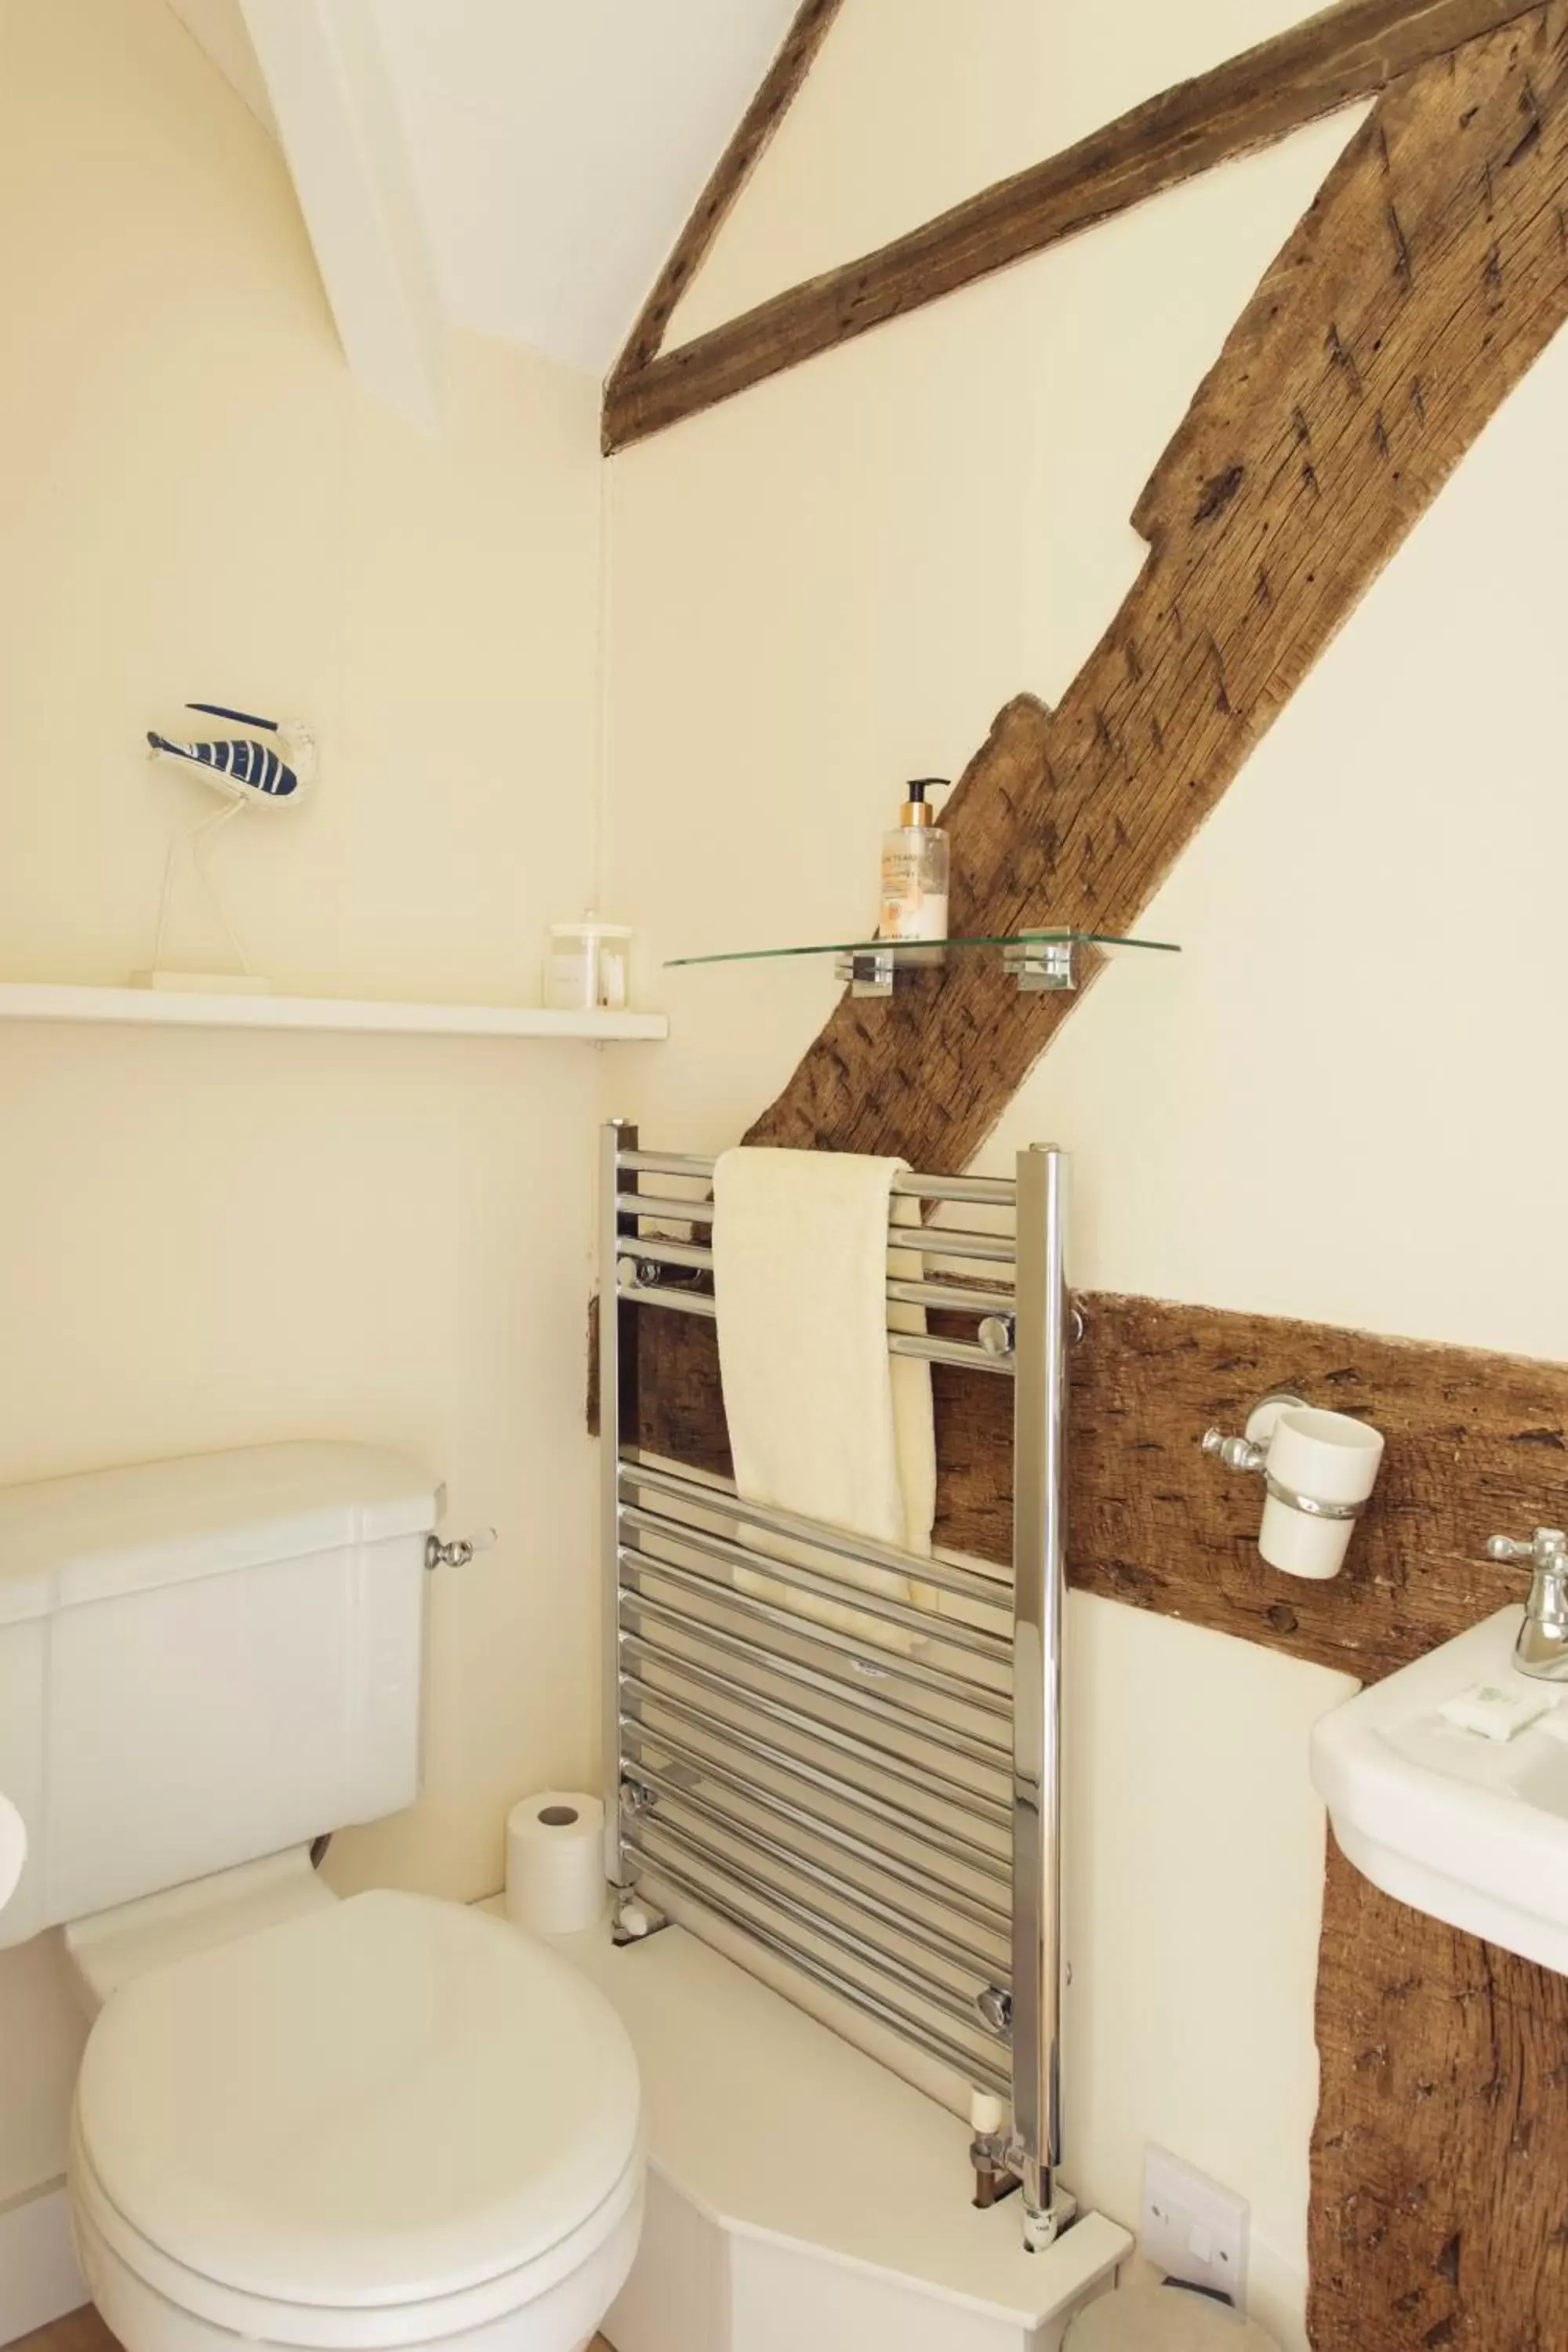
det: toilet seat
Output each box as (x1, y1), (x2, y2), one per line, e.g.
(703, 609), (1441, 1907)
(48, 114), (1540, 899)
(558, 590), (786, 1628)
(71, 2119), (641, 2350)
(71, 1889), (642, 2347)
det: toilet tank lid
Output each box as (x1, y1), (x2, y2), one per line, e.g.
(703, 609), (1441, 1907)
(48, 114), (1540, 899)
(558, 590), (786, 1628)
(0, 1443), (440, 1625)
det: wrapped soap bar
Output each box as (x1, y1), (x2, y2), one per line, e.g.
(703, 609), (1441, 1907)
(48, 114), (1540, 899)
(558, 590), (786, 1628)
(1439, 1681), (1557, 1742)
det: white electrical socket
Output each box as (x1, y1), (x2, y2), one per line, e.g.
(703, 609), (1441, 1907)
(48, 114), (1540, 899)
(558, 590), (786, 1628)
(1140, 2145), (1250, 2311)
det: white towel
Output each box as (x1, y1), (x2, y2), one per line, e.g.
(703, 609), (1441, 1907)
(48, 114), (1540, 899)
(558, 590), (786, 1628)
(712, 1146), (936, 1644)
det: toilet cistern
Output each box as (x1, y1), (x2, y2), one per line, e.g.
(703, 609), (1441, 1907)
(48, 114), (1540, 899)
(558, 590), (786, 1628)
(0, 1794), (24, 1913)
(1487, 1526), (1568, 1679)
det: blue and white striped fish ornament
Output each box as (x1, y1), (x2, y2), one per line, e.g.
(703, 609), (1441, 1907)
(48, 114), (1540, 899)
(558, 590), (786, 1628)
(146, 703), (317, 804)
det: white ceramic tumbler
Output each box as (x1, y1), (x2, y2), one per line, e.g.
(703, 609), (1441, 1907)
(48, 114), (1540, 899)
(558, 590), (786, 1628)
(544, 917), (633, 1012)
(1260, 1405), (1384, 1579)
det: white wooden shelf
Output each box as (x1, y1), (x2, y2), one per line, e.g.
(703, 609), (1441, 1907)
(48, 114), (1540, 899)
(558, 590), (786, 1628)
(0, 982), (668, 1043)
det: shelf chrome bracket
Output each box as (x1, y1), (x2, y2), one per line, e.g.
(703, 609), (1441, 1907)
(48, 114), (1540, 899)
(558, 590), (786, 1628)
(833, 941), (1081, 998)
(834, 946), (896, 998)
(1002, 940), (1076, 994)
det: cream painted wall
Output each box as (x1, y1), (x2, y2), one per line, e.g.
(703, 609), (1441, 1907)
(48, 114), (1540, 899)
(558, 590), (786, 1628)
(2, 0), (1558, 2333)
(597, 3), (1568, 2345)
(0, 0), (610, 2212)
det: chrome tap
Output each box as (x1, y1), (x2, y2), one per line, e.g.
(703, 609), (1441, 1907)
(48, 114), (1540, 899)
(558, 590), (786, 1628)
(1486, 1526), (1568, 1679)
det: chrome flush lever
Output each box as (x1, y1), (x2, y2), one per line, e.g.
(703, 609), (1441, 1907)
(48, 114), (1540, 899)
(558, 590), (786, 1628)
(1486, 1526), (1568, 1680)
(425, 1526), (498, 1573)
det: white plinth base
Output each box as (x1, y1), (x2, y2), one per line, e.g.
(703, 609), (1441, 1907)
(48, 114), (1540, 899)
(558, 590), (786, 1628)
(535, 1916), (1131, 2352)
(0, 2183), (85, 2345)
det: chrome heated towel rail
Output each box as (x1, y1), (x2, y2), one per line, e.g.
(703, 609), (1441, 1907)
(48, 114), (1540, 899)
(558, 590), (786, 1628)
(597, 1120), (1073, 2246)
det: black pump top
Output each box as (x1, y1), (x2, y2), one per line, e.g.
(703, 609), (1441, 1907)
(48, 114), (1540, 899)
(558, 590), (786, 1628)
(905, 778), (949, 803)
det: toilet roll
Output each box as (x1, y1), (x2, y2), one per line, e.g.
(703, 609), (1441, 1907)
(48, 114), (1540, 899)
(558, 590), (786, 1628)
(505, 1791), (607, 1936)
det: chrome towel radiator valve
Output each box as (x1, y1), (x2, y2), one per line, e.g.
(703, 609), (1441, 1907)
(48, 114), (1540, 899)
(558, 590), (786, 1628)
(1486, 1526), (1568, 1680)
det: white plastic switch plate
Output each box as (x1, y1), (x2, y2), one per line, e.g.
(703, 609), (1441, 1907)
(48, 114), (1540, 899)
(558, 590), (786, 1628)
(1141, 2145), (1250, 2310)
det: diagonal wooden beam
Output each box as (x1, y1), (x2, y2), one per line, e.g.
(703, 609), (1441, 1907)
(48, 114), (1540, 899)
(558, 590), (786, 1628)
(604, 0), (1541, 452)
(739, 2), (1568, 1172)
(604, 0), (845, 412)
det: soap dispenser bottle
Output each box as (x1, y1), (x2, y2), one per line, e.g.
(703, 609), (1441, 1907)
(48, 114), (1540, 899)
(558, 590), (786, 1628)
(879, 778), (949, 964)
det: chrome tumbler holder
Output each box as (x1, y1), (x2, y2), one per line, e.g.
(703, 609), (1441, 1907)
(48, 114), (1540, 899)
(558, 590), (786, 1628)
(1201, 1395), (1368, 1523)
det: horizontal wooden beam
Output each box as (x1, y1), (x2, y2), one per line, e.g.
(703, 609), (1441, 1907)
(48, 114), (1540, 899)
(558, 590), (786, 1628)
(629, 1287), (1568, 1681)
(604, 0), (845, 405)
(603, 0), (1536, 452)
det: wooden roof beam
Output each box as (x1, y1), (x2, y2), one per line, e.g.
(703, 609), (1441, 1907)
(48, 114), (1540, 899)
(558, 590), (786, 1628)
(603, 0), (1539, 453)
(605, 0), (846, 402)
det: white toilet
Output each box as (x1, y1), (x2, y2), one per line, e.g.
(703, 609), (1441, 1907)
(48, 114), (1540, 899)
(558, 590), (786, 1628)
(0, 1443), (642, 2352)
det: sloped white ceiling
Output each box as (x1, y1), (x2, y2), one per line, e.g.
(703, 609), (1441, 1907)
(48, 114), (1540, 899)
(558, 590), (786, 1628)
(374, 0), (800, 374)
(168, 0), (801, 380)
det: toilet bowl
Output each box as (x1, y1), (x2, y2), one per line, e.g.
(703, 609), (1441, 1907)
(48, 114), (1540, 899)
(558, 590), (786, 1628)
(67, 1886), (644, 2352)
(0, 1443), (644, 2352)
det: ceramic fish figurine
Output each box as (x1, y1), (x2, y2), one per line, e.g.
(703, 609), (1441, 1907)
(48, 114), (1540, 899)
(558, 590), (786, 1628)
(140, 701), (318, 983)
(147, 702), (317, 804)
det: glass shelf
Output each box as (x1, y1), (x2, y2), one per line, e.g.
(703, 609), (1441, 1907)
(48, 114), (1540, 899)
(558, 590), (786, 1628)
(666, 929), (1179, 1000)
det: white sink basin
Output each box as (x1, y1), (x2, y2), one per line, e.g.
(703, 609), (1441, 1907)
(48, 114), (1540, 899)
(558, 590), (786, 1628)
(1311, 1606), (1568, 1973)
(0, 1794), (24, 1913)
